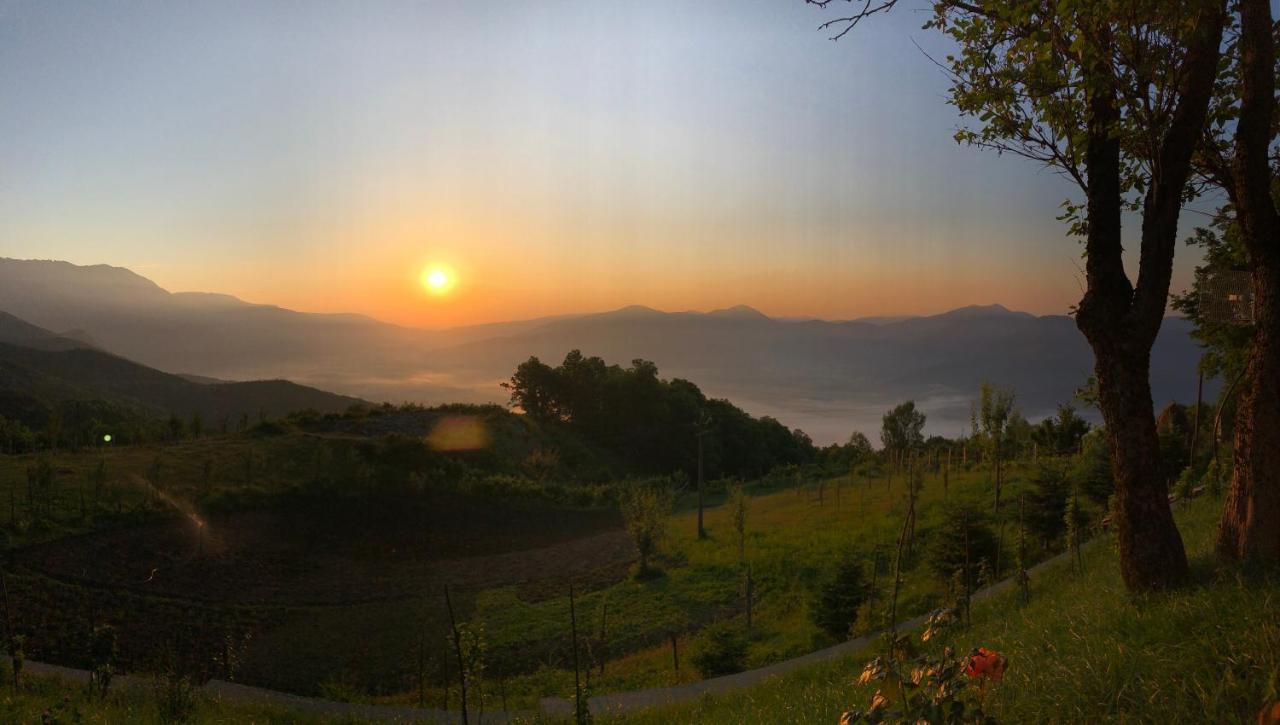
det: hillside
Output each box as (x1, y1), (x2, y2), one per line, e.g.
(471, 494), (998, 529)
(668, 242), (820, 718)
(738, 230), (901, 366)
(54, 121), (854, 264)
(0, 259), (1211, 442)
(0, 315), (366, 433)
(618, 495), (1278, 723)
(3, 489), (1272, 723)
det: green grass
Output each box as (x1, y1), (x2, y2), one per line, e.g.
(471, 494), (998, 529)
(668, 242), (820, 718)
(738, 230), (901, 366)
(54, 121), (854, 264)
(3, 465), (1275, 723)
(0, 671), (337, 724)
(610, 495), (1280, 724)
(1, 434), (1081, 710)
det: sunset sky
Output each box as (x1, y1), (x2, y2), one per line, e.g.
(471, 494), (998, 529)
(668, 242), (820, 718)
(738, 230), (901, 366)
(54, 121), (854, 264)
(0, 1), (1216, 328)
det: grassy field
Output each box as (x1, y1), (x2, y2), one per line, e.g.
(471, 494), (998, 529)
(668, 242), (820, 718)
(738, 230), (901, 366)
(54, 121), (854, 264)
(611, 494), (1280, 724)
(2, 486), (1273, 723)
(0, 428), (1103, 712)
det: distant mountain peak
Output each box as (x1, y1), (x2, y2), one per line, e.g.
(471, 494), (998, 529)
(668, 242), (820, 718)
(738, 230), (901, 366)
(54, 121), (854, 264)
(937, 303), (1033, 319)
(707, 304), (770, 321)
(602, 305), (666, 319)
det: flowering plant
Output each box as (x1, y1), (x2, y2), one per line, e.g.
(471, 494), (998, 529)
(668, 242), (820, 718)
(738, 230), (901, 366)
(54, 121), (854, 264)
(839, 609), (1003, 724)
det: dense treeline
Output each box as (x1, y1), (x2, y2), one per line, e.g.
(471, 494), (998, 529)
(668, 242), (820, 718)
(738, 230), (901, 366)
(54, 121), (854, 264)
(503, 350), (816, 479)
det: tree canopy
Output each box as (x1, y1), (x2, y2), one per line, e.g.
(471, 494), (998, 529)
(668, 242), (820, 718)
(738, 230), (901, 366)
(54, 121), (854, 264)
(503, 351), (816, 479)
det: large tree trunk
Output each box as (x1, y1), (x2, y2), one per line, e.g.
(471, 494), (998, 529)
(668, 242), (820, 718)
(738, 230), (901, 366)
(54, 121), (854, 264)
(1091, 337), (1191, 586)
(1074, 2), (1224, 591)
(1217, 0), (1280, 564)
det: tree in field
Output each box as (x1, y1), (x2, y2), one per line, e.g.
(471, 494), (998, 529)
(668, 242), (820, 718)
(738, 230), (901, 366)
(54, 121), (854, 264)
(975, 383), (1016, 510)
(880, 401), (925, 470)
(1025, 464), (1071, 551)
(1071, 428), (1116, 505)
(167, 414), (185, 441)
(809, 0), (1228, 590)
(619, 483), (674, 577)
(928, 504), (999, 591)
(847, 431), (873, 457)
(809, 551), (871, 640)
(1032, 404), (1092, 457)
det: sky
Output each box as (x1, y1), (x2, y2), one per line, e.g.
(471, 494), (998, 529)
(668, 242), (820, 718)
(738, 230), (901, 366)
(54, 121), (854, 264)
(0, 0), (1214, 328)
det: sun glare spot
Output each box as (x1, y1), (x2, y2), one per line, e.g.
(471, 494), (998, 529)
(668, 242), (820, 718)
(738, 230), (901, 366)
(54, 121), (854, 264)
(420, 265), (455, 295)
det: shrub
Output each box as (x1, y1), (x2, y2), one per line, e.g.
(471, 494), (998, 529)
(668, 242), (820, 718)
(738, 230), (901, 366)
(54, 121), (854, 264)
(809, 552), (870, 640)
(927, 504), (999, 588)
(1025, 464), (1070, 549)
(1071, 429), (1114, 504)
(689, 622), (749, 677)
(619, 482), (674, 577)
(1174, 465), (1200, 500)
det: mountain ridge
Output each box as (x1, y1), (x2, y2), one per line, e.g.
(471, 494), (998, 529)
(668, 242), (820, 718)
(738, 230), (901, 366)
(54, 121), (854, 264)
(0, 258), (1210, 443)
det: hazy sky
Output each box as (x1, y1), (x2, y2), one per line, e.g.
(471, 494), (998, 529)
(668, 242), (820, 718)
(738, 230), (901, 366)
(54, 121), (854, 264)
(0, 1), (1214, 328)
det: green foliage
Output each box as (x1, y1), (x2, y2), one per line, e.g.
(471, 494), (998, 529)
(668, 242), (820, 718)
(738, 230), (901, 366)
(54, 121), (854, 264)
(1031, 404), (1091, 456)
(842, 613), (996, 725)
(619, 482), (675, 576)
(1069, 429), (1114, 504)
(809, 552), (871, 640)
(1170, 213), (1253, 381)
(974, 383), (1015, 448)
(503, 351), (816, 478)
(1174, 465), (1200, 500)
(688, 621), (749, 677)
(927, 505), (999, 588)
(881, 402), (926, 461)
(1024, 464), (1070, 549)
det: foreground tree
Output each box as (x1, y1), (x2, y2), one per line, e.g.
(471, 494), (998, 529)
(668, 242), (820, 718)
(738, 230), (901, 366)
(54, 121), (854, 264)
(810, 0), (1227, 589)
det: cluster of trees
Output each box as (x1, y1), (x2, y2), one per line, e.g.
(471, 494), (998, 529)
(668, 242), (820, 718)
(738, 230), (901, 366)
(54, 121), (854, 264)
(812, 0), (1280, 586)
(503, 351), (816, 479)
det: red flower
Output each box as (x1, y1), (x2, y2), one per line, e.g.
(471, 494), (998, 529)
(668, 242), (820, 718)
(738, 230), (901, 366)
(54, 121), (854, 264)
(964, 647), (1007, 683)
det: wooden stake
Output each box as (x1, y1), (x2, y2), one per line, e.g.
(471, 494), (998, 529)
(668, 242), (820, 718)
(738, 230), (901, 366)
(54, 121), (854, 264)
(570, 584), (583, 725)
(444, 586), (468, 725)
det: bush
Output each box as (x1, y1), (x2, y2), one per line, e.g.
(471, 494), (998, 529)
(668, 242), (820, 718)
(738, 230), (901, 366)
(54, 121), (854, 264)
(1025, 464), (1070, 549)
(809, 552), (870, 640)
(689, 621), (749, 677)
(1071, 429), (1114, 504)
(619, 482), (675, 577)
(927, 504), (999, 587)
(1174, 465), (1200, 500)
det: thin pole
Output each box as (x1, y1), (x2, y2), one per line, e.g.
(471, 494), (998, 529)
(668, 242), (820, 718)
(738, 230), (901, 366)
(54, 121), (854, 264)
(444, 586), (468, 725)
(570, 584), (583, 725)
(1189, 364), (1204, 462)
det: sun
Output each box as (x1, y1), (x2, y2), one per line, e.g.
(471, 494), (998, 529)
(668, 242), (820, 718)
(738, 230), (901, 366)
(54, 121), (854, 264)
(420, 265), (455, 295)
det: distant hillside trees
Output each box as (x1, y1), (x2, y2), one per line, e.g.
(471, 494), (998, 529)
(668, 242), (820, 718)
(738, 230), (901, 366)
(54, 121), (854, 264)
(503, 351), (815, 478)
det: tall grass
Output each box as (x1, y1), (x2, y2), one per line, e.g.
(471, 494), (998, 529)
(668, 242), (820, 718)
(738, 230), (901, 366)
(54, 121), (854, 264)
(612, 496), (1280, 723)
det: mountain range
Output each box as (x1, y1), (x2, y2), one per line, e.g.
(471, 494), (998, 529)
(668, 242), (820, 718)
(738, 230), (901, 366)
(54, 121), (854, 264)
(0, 258), (1213, 442)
